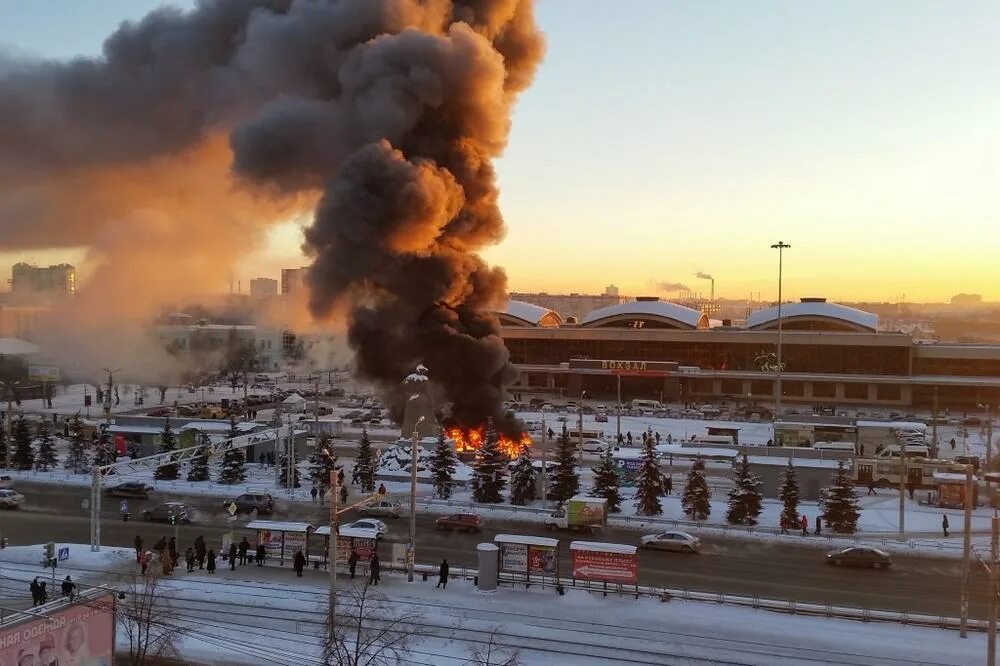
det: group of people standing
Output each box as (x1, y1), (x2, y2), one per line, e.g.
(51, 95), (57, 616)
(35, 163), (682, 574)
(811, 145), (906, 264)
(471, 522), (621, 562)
(133, 533), (267, 577)
(780, 514), (822, 536)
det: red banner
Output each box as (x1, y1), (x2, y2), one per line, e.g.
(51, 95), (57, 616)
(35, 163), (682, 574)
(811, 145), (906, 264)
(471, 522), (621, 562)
(571, 549), (638, 584)
(114, 434), (127, 455)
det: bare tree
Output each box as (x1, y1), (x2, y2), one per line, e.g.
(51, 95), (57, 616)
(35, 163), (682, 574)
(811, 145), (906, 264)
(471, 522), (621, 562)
(467, 626), (521, 666)
(116, 568), (182, 665)
(323, 580), (416, 666)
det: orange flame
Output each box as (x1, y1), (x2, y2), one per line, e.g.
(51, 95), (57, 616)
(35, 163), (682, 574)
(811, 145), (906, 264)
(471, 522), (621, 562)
(446, 425), (531, 459)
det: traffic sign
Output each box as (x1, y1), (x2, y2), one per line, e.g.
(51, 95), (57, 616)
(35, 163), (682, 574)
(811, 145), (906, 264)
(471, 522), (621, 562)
(81, 498), (90, 510)
(227, 502), (237, 516)
(58, 547), (69, 562)
(120, 500), (128, 513)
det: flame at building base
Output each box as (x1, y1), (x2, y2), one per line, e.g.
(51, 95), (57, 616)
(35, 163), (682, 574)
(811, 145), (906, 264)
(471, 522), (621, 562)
(446, 425), (531, 460)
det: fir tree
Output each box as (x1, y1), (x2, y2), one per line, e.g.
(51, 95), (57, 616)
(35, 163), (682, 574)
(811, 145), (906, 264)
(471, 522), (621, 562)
(279, 452), (301, 488)
(778, 460), (800, 531)
(429, 429), (458, 500)
(93, 423), (116, 468)
(590, 444), (622, 512)
(820, 460), (861, 534)
(726, 454), (763, 525)
(634, 434), (662, 516)
(471, 418), (506, 504)
(548, 425), (579, 504)
(681, 457), (712, 520)
(34, 421), (57, 471)
(355, 427), (375, 493)
(309, 435), (337, 490)
(0, 427), (6, 469)
(64, 415), (90, 474)
(187, 434), (211, 482)
(218, 415), (247, 485)
(153, 418), (179, 480)
(509, 447), (537, 505)
(11, 417), (34, 471)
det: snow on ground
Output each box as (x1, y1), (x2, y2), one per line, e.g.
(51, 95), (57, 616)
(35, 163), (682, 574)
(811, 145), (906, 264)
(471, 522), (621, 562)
(0, 543), (990, 666)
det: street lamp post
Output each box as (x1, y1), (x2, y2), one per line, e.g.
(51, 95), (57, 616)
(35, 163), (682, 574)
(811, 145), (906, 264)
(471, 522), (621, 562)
(408, 416), (425, 583)
(102, 368), (122, 425)
(770, 242), (791, 421)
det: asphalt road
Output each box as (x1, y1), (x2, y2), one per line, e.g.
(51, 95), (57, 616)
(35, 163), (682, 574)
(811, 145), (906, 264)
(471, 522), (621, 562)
(0, 481), (987, 620)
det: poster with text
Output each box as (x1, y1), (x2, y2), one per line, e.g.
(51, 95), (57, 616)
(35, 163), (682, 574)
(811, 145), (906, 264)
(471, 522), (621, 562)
(571, 549), (638, 584)
(0, 594), (114, 666)
(499, 543), (528, 573)
(528, 545), (557, 574)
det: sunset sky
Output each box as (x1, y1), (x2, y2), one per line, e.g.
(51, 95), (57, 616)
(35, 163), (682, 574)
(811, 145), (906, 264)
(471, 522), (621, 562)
(1, 0), (998, 303)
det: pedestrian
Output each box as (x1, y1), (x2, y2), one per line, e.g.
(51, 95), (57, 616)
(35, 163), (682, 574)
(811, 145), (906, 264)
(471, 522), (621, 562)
(311, 486), (318, 502)
(338, 469), (345, 486)
(38, 581), (47, 605)
(351, 468), (359, 485)
(667, 433), (673, 445)
(140, 550), (150, 575)
(340, 485), (348, 505)
(61, 576), (76, 601)
(168, 537), (178, 563)
(229, 542), (238, 571)
(617, 433), (624, 446)
(293, 549), (306, 577)
(950, 438), (956, 451)
(815, 515), (822, 536)
(207, 549), (216, 573)
(908, 484), (915, 500)
(800, 515), (809, 536)
(239, 537), (250, 565)
(30, 578), (40, 606)
(626, 431), (632, 445)
(867, 480), (876, 496)
(369, 553), (381, 585)
(195, 535), (206, 569)
(348, 549), (359, 579)
(256, 543), (266, 566)
(377, 483), (386, 496)
(153, 536), (166, 554)
(664, 475), (673, 495)
(437, 558), (449, 589)
(134, 534), (143, 562)
(185, 547), (195, 573)
(779, 516), (788, 535)
(655, 432), (661, 444)
(943, 514), (950, 537)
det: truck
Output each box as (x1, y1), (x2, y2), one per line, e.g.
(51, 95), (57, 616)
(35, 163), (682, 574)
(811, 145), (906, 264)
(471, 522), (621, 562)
(544, 496), (607, 533)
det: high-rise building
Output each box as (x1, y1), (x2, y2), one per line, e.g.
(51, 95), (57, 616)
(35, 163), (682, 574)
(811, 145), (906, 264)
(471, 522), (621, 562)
(10, 263), (76, 297)
(250, 277), (278, 298)
(280, 267), (309, 296)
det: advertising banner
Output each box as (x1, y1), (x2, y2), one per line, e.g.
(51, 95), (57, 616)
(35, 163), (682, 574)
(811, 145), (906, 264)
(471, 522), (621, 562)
(0, 593), (114, 666)
(499, 543), (528, 573)
(527, 545), (557, 574)
(571, 549), (638, 584)
(27, 365), (60, 382)
(284, 531), (307, 558)
(567, 499), (605, 527)
(257, 529), (283, 559)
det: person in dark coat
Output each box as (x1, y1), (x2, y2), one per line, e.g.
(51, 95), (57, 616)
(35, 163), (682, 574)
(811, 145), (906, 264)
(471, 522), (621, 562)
(207, 549), (217, 573)
(185, 547), (195, 573)
(815, 515), (822, 536)
(238, 537), (250, 565)
(293, 549), (306, 577)
(61, 576), (76, 600)
(867, 480), (877, 496)
(30, 578), (41, 606)
(437, 559), (449, 589)
(256, 543), (266, 566)
(340, 485), (348, 505)
(153, 536), (167, 554)
(348, 549), (359, 579)
(168, 537), (178, 565)
(799, 515), (809, 536)
(229, 542), (238, 571)
(38, 581), (47, 605)
(134, 534), (144, 562)
(663, 475), (673, 495)
(195, 535), (206, 569)
(337, 469), (345, 486)
(369, 553), (381, 585)
(943, 514), (950, 537)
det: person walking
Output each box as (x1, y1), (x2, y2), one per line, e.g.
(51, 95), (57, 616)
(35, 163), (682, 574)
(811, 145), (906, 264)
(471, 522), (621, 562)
(800, 514), (809, 536)
(30, 578), (40, 606)
(867, 480), (877, 496)
(293, 549), (306, 577)
(238, 537), (250, 565)
(134, 534), (144, 562)
(61, 576), (76, 601)
(207, 549), (216, 574)
(195, 535), (206, 569)
(815, 515), (822, 536)
(310, 486), (318, 503)
(377, 483), (386, 496)
(140, 550), (150, 575)
(185, 547), (195, 573)
(943, 514), (950, 537)
(348, 549), (359, 579)
(338, 469), (345, 486)
(369, 553), (381, 586)
(340, 484), (348, 505)
(437, 559), (449, 589)
(256, 543), (266, 566)
(779, 516), (787, 535)
(168, 537), (178, 567)
(950, 437), (956, 451)
(38, 581), (47, 605)
(153, 536), (167, 554)
(229, 542), (238, 571)
(664, 475), (673, 495)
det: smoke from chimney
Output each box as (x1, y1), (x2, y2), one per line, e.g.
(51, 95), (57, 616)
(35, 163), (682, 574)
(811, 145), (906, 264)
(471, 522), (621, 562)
(695, 271), (714, 280)
(0, 0), (544, 430)
(654, 281), (691, 293)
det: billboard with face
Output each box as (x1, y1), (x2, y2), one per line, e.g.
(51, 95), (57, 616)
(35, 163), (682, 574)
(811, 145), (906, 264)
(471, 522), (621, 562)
(0, 593), (114, 666)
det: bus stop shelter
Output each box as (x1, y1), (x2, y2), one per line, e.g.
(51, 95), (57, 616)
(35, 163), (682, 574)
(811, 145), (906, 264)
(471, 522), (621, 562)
(246, 520), (314, 565)
(569, 541), (639, 597)
(313, 525), (380, 568)
(493, 534), (559, 588)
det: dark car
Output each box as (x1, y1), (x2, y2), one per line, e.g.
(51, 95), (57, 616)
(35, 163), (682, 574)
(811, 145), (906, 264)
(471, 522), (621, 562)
(226, 493), (274, 515)
(105, 482), (153, 499)
(826, 546), (892, 569)
(143, 502), (192, 524)
(435, 513), (483, 533)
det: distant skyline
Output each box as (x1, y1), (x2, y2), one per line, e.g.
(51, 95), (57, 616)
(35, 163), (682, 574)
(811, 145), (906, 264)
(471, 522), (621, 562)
(2, 1), (999, 302)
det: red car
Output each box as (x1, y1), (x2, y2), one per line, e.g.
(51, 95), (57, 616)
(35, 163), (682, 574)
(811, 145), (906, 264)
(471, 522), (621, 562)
(435, 513), (482, 533)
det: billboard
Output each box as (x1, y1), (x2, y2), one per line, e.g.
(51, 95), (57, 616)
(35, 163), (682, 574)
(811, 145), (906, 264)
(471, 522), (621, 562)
(498, 542), (557, 575)
(527, 545), (557, 574)
(566, 499), (605, 527)
(0, 593), (114, 666)
(336, 536), (376, 563)
(568, 359), (678, 377)
(27, 365), (60, 382)
(571, 549), (638, 584)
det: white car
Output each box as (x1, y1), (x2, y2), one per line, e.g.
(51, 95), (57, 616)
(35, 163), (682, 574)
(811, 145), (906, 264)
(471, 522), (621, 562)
(342, 519), (388, 538)
(0, 489), (25, 509)
(580, 439), (606, 454)
(358, 500), (402, 519)
(641, 531), (701, 553)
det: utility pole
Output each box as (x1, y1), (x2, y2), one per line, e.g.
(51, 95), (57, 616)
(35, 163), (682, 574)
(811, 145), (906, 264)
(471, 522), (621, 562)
(408, 419), (423, 583)
(932, 386), (939, 455)
(615, 374), (622, 443)
(328, 465), (339, 647)
(961, 463), (974, 638)
(770, 241), (791, 422)
(898, 453), (906, 540)
(541, 413), (548, 508)
(577, 390), (586, 467)
(102, 368), (121, 424)
(989, 516), (998, 666)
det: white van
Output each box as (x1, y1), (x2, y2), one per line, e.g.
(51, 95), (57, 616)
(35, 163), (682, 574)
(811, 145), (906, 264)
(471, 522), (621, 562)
(877, 444), (930, 458)
(813, 441), (856, 453)
(631, 399), (663, 412)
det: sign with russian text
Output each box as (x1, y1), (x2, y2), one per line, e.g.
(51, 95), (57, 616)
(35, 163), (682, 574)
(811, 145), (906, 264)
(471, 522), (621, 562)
(571, 549), (638, 584)
(0, 593), (114, 665)
(499, 543), (528, 573)
(568, 359), (678, 377)
(528, 545), (557, 574)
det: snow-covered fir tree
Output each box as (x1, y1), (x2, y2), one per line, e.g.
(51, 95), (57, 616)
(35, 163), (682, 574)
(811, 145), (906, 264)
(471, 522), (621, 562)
(726, 454), (763, 525)
(471, 418), (506, 504)
(64, 415), (90, 474)
(11, 417), (34, 471)
(590, 444), (622, 513)
(34, 421), (57, 471)
(218, 415), (247, 485)
(153, 418), (179, 480)
(820, 461), (861, 534)
(429, 429), (458, 500)
(548, 425), (579, 504)
(187, 434), (211, 482)
(279, 450), (301, 488)
(779, 459), (800, 531)
(681, 457), (711, 520)
(309, 434), (337, 490)
(634, 435), (662, 516)
(93, 423), (116, 468)
(355, 427), (375, 493)
(509, 447), (537, 505)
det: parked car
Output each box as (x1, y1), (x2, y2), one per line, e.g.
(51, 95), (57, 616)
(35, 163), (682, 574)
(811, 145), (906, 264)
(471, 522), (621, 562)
(358, 500), (402, 519)
(105, 482), (153, 499)
(0, 489), (25, 509)
(226, 493), (274, 515)
(0, 475), (14, 489)
(435, 513), (483, 533)
(342, 519), (388, 538)
(143, 502), (192, 523)
(640, 531), (701, 553)
(826, 546), (892, 569)
(146, 407), (173, 417)
(595, 413), (609, 423)
(580, 439), (606, 454)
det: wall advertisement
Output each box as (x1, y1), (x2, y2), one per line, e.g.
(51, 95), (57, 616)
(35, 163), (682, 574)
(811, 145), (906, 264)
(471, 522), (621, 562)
(571, 549), (638, 584)
(0, 593), (114, 666)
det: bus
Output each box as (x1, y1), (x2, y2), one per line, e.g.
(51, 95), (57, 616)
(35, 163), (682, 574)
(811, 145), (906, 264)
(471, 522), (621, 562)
(773, 421), (856, 448)
(853, 456), (962, 489)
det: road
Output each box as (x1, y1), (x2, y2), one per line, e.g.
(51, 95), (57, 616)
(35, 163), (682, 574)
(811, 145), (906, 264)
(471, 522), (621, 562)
(0, 481), (987, 620)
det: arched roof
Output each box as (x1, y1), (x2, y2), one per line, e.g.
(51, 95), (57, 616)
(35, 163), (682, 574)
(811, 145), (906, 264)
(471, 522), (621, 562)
(580, 298), (708, 330)
(497, 300), (563, 328)
(0, 338), (40, 356)
(746, 299), (878, 333)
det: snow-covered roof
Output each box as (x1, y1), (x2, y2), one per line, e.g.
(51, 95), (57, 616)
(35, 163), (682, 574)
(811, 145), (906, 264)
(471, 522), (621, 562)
(498, 300), (562, 327)
(655, 445), (739, 459)
(181, 421), (258, 433)
(569, 541), (637, 555)
(0, 338), (40, 356)
(246, 520), (313, 533)
(568, 495), (606, 504)
(494, 534), (559, 548)
(856, 420), (927, 430)
(746, 300), (878, 332)
(746, 456), (843, 468)
(580, 298), (707, 329)
(107, 425), (164, 435)
(313, 525), (380, 539)
(283, 393), (307, 404)
(933, 472), (977, 483)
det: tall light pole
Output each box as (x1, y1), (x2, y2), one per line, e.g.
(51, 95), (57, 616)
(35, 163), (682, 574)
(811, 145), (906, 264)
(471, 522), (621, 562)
(980, 403), (992, 472)
(409, 416), (425, 583)
(770, 242), (791, 421)
(320, 445), (339, 648)
(102, 368), (122, 424)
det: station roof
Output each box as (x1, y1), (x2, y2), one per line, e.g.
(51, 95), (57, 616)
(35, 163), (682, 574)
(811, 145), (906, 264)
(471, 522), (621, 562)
(580, 298), (708, 330)
(494, 534), (559, 548)
(0, 338), (40, 356)
(497, 300), (563, 327)
(746, 298), (878, 333)
(569, 541), (637, 554)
